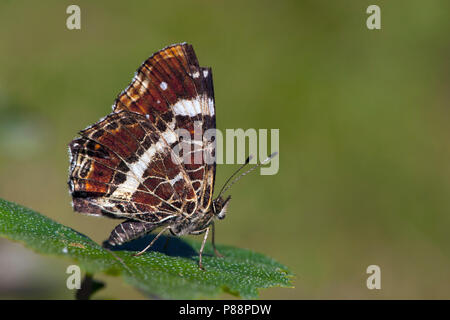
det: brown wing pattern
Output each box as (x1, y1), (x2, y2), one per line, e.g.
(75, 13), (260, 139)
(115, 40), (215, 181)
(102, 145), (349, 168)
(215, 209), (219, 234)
(69, 43), (216, 222)
(112, 43), (216, 215)
(69, 111), (194, 222)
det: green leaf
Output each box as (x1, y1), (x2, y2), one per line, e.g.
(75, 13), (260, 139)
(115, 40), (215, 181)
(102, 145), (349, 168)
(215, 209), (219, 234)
(0, 198), (293, 299)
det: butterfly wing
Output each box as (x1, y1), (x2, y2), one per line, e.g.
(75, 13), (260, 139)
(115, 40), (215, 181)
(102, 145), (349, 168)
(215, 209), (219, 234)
(112, 43), (216, 215)
(69, 43), (216, 222)
(69, 111), (196, 222)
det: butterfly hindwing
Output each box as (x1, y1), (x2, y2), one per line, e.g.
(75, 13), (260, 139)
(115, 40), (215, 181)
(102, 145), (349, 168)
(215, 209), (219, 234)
(69, 111), (194, 222)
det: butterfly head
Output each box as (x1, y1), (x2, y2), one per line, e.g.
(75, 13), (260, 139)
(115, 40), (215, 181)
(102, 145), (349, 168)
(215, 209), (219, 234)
(212, 195), (231, 220)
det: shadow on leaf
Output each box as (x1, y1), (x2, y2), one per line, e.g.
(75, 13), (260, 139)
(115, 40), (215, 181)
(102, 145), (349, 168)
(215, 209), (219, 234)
(104, 234), (198, 259)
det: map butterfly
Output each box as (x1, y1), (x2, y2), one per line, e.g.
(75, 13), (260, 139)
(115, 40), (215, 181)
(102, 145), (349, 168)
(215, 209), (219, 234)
(68, 43), (273, 269)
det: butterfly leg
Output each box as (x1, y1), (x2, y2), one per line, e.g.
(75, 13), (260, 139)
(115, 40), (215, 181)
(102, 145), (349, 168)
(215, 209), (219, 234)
(198, 227), (210, 270)
(211, 221), (224, 258)
(134, 225), (171, 256)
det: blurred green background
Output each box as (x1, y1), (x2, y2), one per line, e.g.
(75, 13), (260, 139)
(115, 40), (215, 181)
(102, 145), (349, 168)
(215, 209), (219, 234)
(1, 0), (449, 299)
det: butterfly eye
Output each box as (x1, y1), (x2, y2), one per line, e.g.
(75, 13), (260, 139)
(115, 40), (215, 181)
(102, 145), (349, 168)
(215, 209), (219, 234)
(217, 207), (226, 220)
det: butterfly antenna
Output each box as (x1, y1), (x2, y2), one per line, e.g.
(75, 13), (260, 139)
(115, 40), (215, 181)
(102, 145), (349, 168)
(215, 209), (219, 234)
(216, 155), (253, 197)
(217, 152), (278, 198)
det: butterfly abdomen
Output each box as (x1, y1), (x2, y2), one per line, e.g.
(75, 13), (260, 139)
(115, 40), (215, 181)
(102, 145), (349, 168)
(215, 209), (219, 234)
(104, 219), (159, 247)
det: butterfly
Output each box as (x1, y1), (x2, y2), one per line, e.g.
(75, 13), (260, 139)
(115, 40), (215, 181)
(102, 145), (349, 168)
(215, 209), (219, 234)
(68, 43), (274, 269)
